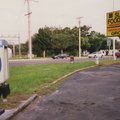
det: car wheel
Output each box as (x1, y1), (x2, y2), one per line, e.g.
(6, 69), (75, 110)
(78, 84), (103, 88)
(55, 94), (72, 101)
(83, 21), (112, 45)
(101, 55), (103, 58)
(94, 55), (97, 58)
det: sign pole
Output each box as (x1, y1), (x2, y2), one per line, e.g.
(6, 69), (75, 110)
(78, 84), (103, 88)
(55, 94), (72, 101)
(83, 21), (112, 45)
(107, 39), (111, 60)
(113, 38), (116, 60)
(109, 45), (110, 60)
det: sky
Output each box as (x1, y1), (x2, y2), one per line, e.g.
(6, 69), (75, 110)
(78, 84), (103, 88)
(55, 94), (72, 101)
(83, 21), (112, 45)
(0, 0), (120, 43)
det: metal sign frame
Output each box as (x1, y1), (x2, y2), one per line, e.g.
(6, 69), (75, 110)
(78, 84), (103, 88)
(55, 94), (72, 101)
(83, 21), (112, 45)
(106, 10), (120, 37)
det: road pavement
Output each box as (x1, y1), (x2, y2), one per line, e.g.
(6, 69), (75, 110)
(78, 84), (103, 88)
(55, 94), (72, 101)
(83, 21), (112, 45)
(12, 62), (120, 120)
(9, 56), (117, 66)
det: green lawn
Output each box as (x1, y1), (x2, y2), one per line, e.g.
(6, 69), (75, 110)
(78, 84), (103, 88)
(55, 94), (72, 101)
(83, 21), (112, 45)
(8, 61), (96, 94)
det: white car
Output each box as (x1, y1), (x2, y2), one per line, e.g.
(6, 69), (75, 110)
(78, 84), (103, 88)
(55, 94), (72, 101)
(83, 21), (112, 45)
(88, 52), (103, 58)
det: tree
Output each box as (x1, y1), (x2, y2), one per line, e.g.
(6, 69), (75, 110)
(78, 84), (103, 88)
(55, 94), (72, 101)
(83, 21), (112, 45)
(32, 27), (52, 57)
(81, 37), (91, 52)
(88, 31), (109, 53)
(81, 25), (92, 37)
(51, 27), (70, 54)
(52, 33), (69, 54)
(68, 26), (91, 55)
(51, 25), (92, 55)
(31, 25), (112, 57)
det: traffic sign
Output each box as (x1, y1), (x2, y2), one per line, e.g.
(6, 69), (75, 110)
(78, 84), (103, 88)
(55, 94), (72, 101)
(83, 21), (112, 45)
(106, 10), (120, 37)
(107, 40), (111, 46)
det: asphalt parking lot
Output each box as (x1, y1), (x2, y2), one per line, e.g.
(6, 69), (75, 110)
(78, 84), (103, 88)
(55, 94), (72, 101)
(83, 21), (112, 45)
(12, 62), (120, 120)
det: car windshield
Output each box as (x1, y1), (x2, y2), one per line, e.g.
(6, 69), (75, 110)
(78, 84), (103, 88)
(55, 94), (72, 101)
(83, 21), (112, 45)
(92, 52), (96, 54)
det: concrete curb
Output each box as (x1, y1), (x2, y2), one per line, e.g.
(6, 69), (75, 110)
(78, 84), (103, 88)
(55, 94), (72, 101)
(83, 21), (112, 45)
(0, 94), (38, 120)
(42, 65), (97, 89)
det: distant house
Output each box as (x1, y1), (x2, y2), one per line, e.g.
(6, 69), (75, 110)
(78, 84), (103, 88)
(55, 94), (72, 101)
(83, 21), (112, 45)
(108, 49), (118, 55)
(100, 49), (119, 56)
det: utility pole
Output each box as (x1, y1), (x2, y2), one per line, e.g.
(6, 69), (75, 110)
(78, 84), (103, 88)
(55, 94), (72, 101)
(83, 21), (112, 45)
(77, 17), (83, 58)
(18, 32), (21, 58)
(26, 0), (32, 59)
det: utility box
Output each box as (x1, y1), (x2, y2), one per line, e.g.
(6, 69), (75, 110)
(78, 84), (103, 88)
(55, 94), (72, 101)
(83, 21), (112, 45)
(0, 39), (9, 83)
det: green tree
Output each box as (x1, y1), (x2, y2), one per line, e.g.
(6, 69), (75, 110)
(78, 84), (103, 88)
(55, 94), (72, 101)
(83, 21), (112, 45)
(81, 37), (91, 52)
(52, 33), (69, 53)
(81, 25), (92, 37)
(32, 27), (52, 57)
(67, 26), (91, 55)
(88, 31), (109, 53)
(51, 27), (70, 54)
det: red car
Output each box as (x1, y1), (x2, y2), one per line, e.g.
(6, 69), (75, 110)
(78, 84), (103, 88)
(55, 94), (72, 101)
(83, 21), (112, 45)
(115, 52), (120, 58)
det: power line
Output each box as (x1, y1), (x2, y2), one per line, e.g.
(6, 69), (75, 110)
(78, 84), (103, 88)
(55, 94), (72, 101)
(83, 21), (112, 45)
(10, 0), (26, 31)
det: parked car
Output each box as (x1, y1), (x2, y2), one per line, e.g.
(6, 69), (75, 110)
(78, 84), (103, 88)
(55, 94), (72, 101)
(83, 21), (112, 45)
(88, 52), (103, 58)
(52, 54), (69, 59)
(115, 52), (120, 58)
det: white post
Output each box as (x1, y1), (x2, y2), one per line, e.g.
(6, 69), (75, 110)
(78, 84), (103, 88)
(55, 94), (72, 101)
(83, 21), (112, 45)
(109, 45), (110, 60)
(95, 58), (99, 65)
(113, 38), (116, 60)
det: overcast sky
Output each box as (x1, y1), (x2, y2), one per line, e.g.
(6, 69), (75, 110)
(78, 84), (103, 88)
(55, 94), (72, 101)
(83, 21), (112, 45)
(0, 0), (120, 43)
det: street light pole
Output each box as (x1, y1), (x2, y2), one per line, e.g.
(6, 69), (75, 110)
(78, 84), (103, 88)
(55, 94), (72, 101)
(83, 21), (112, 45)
(77, 17), (83, 58)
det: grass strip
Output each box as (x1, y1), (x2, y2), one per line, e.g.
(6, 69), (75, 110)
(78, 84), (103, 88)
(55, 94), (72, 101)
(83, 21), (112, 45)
(8, 61), (95, 94)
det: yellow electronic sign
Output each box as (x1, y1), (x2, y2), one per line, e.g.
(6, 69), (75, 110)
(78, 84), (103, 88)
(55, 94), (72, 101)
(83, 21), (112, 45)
(106, 10), (120, 37)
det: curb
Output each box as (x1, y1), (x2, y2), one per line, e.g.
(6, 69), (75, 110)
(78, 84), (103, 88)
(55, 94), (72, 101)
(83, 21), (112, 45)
(0, 94), (38, 120)
(42, 65), (97, 89)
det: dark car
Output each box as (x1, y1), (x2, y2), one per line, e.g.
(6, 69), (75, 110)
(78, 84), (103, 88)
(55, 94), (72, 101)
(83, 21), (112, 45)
(52, 54), (69, 59)
(115, 52), (120, 58)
